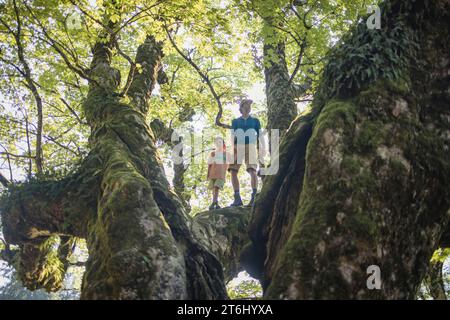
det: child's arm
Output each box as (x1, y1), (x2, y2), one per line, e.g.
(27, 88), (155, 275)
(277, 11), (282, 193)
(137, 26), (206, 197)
(207, 163), (211, 180)
(206, 152), (215, 180)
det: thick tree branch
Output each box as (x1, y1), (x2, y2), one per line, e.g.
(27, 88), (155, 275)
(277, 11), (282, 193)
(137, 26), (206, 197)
(263, 37), (298, 131)
(0, 155), (100, 291)
(126, 35), (164, 114)
(256, 0), (450, 299)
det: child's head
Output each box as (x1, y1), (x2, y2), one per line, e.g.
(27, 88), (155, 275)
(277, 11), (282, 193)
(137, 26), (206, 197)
(214, 136), (226, 150)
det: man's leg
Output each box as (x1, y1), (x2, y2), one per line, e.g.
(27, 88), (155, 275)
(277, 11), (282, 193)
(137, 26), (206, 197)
(229, 145), (243, 206)
(209, 180), (218, 210)
(231, 169), (240, 191)
(245, 168), (258, 207)
(249, 168), (258, 190)
(229, 168), (243, 206)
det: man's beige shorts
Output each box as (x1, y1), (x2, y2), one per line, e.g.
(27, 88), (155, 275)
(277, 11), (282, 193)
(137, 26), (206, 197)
(228, 143), (258, 172)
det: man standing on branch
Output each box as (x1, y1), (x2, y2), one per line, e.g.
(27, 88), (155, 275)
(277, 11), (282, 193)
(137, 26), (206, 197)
(228, 99), (265, 207)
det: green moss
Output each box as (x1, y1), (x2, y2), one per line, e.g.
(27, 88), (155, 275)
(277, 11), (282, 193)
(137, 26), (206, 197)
(266, 94), (385, 298)
(313, 99), (357, 130)
(353, 121), (387, 153)
(266, 163), (380, 298)
(315, 0), (419, 103)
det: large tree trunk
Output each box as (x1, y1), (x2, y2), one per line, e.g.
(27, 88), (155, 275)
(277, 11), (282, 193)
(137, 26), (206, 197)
(249, 0), (450, 299)
(264, 36), (298, 132)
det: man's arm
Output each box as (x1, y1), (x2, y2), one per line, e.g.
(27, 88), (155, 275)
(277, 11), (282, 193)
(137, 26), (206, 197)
(230, 118), (237, 147)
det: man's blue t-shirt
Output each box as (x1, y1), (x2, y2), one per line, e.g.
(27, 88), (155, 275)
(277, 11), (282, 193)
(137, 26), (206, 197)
(231, 116), (261, 145)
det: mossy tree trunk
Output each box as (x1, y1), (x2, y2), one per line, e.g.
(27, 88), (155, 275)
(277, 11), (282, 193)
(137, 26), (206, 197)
(79, 31), (193, 299)
(249, 0), (450, 299)
(264, 35), (297, 132)
(150, 119), (191, 212)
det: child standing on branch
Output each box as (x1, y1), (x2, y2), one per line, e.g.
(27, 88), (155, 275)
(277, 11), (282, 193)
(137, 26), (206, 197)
(207, 136), (229, 210)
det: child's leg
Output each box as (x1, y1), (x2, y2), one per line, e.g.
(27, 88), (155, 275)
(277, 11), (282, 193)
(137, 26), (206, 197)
(209, 180), (218, 210)
(213, 186), (219, 203)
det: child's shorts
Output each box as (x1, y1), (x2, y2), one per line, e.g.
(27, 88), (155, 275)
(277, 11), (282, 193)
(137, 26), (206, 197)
(208, 178), (225, 190)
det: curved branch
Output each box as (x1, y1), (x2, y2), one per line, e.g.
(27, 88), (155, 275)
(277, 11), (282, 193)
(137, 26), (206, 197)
(164, 24), (231, 129)
(115, 1), (165, 34)
(288, 40), (307, 86)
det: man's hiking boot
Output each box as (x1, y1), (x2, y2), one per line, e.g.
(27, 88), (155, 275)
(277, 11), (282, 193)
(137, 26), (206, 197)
(230, 194), (243, 207)
(245, 191), (257, 207)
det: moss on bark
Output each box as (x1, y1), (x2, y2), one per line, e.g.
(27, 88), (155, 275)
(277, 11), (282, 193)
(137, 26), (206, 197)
(251, 0), (450, 299)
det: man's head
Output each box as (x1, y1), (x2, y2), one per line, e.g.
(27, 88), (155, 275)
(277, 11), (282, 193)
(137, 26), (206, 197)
(239, 99), (253, 117)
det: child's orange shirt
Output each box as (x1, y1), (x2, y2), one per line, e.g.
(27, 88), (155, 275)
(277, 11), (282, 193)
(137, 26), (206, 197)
(207, 151), (228, 180)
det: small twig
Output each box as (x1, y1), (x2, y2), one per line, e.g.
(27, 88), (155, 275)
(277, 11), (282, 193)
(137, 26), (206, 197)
(288, 40), (307, 85)
(115, 1), (165, 34)
(117, 42), (137, 97)
(183, 148), (214, 163)
(0, 151), (35, 159)
(60, 98), (86, 125)
(68, 0), (111, 33)
(0, 57), (26, 77)
(24, 3), (99, 86)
